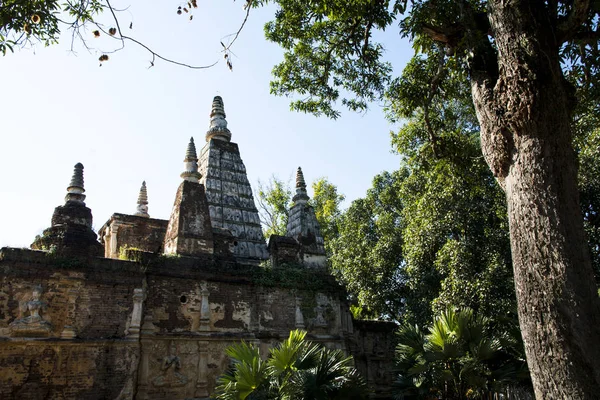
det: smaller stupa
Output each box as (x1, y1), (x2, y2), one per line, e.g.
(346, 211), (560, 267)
(31, 163), (103, 256)
(285, 167), (326, 267)
(163, 138), (214, 256)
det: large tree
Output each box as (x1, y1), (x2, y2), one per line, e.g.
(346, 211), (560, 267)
(329, 170), (406, 320)
(330, 78), (515, 324)
(255, 0), (600, 397)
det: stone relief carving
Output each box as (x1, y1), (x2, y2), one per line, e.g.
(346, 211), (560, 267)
(312, 293), (330, 328)
(180, 283), (211, 332)
(151, 341), (189, 388)
(60, 287), (79, 339)
(0, 290), (10, 335)
(313, 305), (328, 328)
(141, 312), (157, 335)
(9, 285), (52, 337)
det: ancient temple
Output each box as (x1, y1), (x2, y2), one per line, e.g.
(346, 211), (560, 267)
(0, 96), (396, 400)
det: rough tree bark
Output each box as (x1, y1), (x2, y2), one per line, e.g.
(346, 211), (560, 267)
(470, 1), (600, 398)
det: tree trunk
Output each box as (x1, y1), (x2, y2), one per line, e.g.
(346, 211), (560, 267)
(470, 2), (600, 398)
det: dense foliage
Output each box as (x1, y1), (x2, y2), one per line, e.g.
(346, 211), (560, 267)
(215, 329), (367, 400)
(328, 170), (405, 320)
(395, 307), (530, 399)
(330, 52), (600, 326)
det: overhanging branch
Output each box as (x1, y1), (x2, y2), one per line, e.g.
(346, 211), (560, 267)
(103, 0), (218, 69)
(558, 0), (591, 43)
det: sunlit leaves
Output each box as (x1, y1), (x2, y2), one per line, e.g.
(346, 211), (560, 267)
(256, 176), (343, 250)
(329, 170), (406, 320)
(262, 0), (394, 118)
(257, 176), (293, 238)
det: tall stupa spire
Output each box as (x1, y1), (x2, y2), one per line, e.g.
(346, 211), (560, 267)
(205, 96), (232, 142)
(135, 181), (150, 217)
(292, 167), (309, 204)
(65, 163), (86, 204)
(198, 95), (268, 261)
(180, 137), (202, 183)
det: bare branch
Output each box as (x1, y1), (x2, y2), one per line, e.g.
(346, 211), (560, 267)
(222, 0), (252, 51)
(573, 27), (600, 42)
(101, 0), (218, 69)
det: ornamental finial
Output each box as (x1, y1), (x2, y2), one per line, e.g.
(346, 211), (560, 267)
(65, 163), (86, 204)
(135, 181), (150, 217)
(296, 167), (306, 190)
(181, 137), (202, 183)
(206, 96), (232, 142)
(292, 167), (309, 204)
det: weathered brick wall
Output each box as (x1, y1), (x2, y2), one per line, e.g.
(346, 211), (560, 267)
(0, 249), (144, 339)
(0, 248), (396, 399)
(0, 341), (138, 400)
(131, 256), (354, 399)
(0, 248), (146, 399)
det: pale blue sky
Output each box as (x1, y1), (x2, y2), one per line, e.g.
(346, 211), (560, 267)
(0, 1), (412, 247)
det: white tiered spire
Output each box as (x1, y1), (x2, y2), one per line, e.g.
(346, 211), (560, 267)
(205, 96), (232, 142)
(135, 181), (150, 217)
(292, 167), (309, 204)
(65, 163), (86, 204)
(180, 137), (202, 183)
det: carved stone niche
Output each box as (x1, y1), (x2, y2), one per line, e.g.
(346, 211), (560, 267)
(151, 341), (189, 388)
(9, 285), (53, 337)
(311, 293), (330, 330)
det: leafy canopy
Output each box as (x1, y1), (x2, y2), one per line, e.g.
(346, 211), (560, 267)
(0, 0), (104, 55)
(255, 0), (600, 126)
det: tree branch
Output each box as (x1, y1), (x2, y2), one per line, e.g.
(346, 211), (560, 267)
(222, 0), (252, 52)
(423, 47), (446, 159)
(573, 27), (600, 42)
(103, 0), (218, 69)
(558, 0), (591, 43)
(421, 23), (465, 54)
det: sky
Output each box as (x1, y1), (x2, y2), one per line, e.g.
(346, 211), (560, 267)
(0, 1), (413, 248)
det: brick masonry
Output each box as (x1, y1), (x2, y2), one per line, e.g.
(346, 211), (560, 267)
(0, 246), (396, 399)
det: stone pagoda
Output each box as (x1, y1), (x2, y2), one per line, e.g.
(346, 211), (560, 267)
(267, 167), (327, 269)
(163, 138), (214, 256)
(198, 96), (268, 262)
